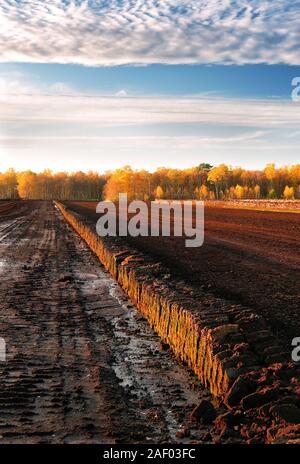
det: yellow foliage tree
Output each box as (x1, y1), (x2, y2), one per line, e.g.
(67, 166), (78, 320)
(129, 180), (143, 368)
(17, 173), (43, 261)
(155, 185), (164, 199)
(283, 186), (295, 199)
(235, 184), (245, 199)
(254, 184), (261, 199)
(17, 171), (36, 199)
(199, 184), (209, 200)
(207, 164), (229, 199)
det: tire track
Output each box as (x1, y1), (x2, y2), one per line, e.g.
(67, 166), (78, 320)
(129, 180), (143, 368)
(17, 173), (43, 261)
(0, 201), (221, 444)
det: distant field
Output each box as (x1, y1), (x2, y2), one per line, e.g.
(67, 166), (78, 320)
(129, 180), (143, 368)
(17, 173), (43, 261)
(66, 198), (300, 211)
(206, 199), (300, 212)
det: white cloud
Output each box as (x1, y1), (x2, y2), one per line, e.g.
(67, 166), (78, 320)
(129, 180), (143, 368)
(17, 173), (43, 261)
(0, 132), (268, 146)
(48, 82), (74, 94)
(1, 70), (299, 173)
(1, 92), (300, 129)
(0, 1), (299, 66)
(115, 90), (127, 97)
(0, 72), (75, 98)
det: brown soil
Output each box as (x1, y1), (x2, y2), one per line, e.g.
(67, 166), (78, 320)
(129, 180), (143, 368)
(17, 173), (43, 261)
(66, 201), (300, 352)
(0, 200), (30, 221)
(0, 201), (225, 444)
(60, 200), (300, 444)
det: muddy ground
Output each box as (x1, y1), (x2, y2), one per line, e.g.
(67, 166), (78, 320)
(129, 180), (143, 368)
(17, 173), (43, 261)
(0, 201), (227, 444)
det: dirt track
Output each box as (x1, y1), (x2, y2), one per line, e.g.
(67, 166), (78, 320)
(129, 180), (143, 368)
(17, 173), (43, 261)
(0, 201), (221, 444)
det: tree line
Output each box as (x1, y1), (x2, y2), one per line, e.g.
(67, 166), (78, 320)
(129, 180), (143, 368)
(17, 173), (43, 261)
(104, 164), (300, 201)
(0, 169), (106, 200)
(0, 164), (299, 201)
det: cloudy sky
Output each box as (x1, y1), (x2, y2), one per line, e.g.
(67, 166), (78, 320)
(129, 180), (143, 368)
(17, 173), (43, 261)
(0, 0), (300, 172)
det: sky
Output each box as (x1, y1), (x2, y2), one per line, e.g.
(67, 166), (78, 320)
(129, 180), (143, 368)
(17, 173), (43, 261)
(0, 0), (300, 173)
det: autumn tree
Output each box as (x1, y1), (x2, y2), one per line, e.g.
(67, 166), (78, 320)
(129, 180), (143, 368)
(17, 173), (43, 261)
(0, 169), (18, 199)
(235, 185), (245, 199)
(207, 164), (229, 199)
(1, 163), (299, 202)
(197, 184), (209, 200)
(17, 171), (37, 199)
(254, 184), (261, 199)
(268, 188), (277, 199)
(283, 186), (295, 199)
(154, 186), (164, 199)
